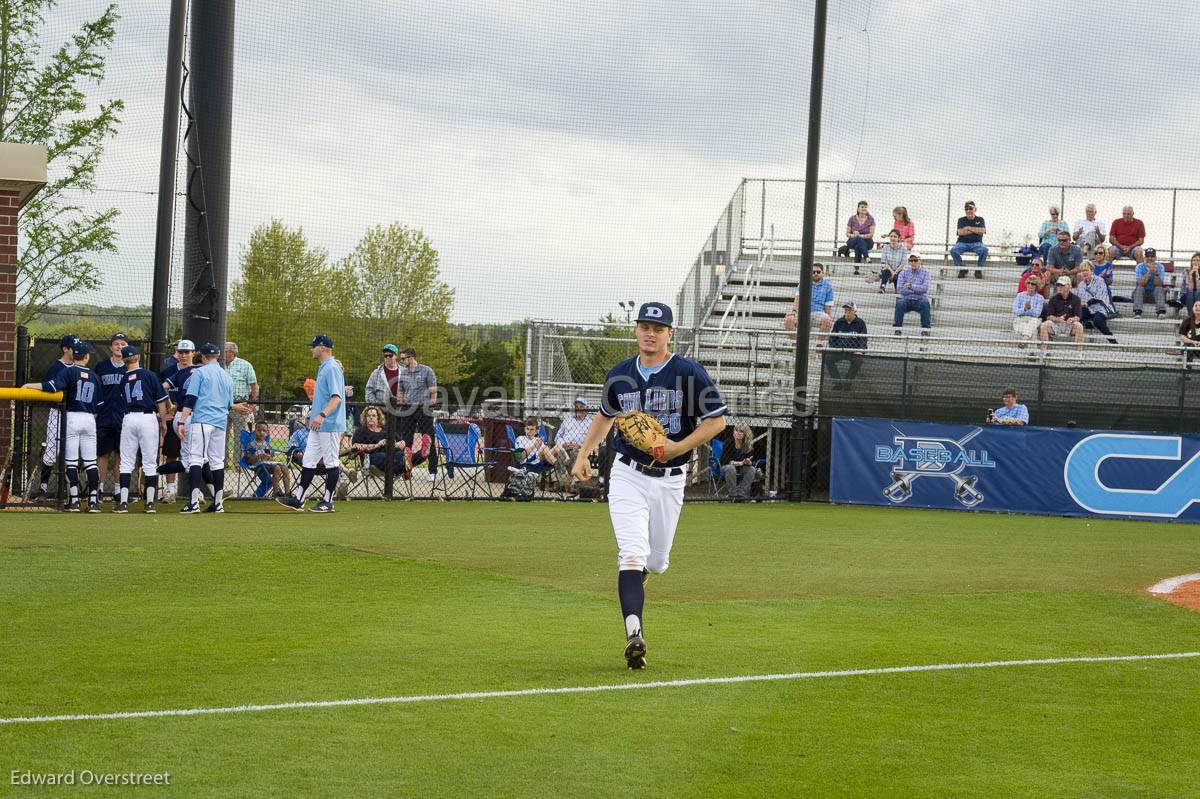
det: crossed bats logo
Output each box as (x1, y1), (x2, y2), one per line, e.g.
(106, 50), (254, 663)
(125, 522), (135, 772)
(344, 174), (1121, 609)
(877, 427), (992, 508)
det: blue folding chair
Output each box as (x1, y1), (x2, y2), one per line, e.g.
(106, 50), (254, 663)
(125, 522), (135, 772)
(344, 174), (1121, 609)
(434, 421), (496, 498)
(238, 429), (274, 498)
(708, 438), (726, 497)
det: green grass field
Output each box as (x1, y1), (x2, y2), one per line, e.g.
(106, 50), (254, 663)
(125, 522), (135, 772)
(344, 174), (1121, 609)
(3, 501), (1199, 797)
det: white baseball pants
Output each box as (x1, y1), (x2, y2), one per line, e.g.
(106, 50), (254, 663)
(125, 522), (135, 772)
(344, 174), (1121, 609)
(182, 423), (226, 469)
(607, 458), (686, 573)
(42, 407), (61, 466)
(65, 412), (97, 465)
(302, 431), (343, 469)
(120, 413), (161, 476)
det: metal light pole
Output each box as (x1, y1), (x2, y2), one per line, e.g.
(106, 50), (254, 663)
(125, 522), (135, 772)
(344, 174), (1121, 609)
(789, 0), (829, 501)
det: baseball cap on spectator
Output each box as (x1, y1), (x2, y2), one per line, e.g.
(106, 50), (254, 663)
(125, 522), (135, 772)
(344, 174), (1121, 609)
(908, 251), (923, 261)
(310, 334), (334, 349)
(71, 341), (91, 358)
(1055, 276), (1072, 286)
(199, 342), (220, 356)
(1145, 248), (1157, 257)
(59, 334), (77, 348)
(110, 331), (129, 343)
(574, 396), (588, 407)
(120, 345), (139, 359)
(382, 344), (398, 354)
(635, 302), (673, 327)
(175, 339), (195, 352)
(842, 300), (857, 309)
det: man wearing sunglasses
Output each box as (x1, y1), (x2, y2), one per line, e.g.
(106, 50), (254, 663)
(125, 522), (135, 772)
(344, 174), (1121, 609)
(366, 344), (405, 413)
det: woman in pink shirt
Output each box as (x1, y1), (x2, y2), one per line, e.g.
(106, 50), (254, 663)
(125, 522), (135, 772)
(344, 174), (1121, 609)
(892, 206), (915, 250)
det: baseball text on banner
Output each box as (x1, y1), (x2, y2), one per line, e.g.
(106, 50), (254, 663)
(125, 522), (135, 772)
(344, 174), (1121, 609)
(830, 417), (1200, 522)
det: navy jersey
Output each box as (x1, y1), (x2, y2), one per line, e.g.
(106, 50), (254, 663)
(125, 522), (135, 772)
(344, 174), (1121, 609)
(45, 358), (71, 385)
(121, 368), (168, 414)
(94, 357), (127, 426)
(601, 353), (728, 468)
(42, 366), (103, 414)
(166, 365), (196, 408)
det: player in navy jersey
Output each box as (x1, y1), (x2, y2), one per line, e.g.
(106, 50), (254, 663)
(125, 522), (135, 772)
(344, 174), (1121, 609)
(571, 302), (728, 669)
(94, 332), (129, 503)
(23, 341), (104, 511)
(115, 346), (168, 513)
(158, 339), (196, 502)
(27, 334), (78, 501)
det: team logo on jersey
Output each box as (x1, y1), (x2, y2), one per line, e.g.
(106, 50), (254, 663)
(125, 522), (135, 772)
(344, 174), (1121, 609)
(874, 427), (995, 508)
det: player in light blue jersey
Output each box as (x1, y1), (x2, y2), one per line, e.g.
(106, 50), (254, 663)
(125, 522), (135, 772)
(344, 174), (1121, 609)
(177, 343), (234, 513)
(277, 334), (345, 513)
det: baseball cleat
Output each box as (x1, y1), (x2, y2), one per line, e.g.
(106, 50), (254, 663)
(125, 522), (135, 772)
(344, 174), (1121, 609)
(624, 634), (647, 670)
(114, 502), (129, 514)
(66, 499), (81, 512)
(144, 502), (156, 514)
(310, 500), (335, 513)
(211, 503), (225, 514)
(87, 501), (101, 514)
(179, 502), (202, 514)
(275, 495), (305, 511)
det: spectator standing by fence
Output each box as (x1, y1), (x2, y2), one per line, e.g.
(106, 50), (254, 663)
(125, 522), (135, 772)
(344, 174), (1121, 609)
(366, 344), (406, 428)
(223, 341), (258, 462)
(395, 347), (440, 482)
(951, 201), (988, 279)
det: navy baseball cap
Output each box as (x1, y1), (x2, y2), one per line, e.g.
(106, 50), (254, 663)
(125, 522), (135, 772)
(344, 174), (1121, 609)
(635, 302), (673, 327)
(310, 334), (334, 349)
(71, 341), (91, 358)
(1145, 248), (1157, 257)
(199, 342), (220, 356)
(120, 345), (139, 359)
(110, 331), (129, 343)
(58, 334), (77, 348)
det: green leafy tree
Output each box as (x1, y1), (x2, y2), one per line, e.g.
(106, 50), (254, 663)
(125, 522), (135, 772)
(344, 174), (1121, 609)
(227, 221), (327, 400)
(319, 223), (462, 388)
(1, 1), (123, 325)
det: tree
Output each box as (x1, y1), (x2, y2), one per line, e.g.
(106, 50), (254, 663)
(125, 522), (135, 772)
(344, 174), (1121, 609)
(1, 1), (123, 325)
(319, 223), (462, 388)
(227, 221), (327, 400)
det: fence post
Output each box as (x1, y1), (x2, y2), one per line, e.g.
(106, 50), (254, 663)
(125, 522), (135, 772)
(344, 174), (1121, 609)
(832, 181), (840, 257)
(1059, 185), (1066, 223)
(12, 325), (29, 499)
(760, 179), (766, 242)
(383, 412), (395, 499)
(943, 184), (952, 261)
(1170, 188), (1178, 260)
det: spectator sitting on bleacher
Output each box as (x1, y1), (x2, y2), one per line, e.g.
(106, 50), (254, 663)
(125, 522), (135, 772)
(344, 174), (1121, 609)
(1073, 203), (1107, 258)
(1179, 252), (1200, 310)
(1039, 276), (1085, 348)
(721, 424), (757, 502)
(244, 421), (291, 497)
(1011, 279), (1045, 346)
(1132, 248), (1167, 317)
(893, 252), (932, 335)
(1073, 262), (1118, 344)
(1108, 206), (1146, 263)
(877, 229), (908, 293)
(826, 300), (868, 386)
(1047, 230), (1083, 284)
(1037, 207), (1070, 263)
(951, 200), (987, 279)
(1018, 257), (1051, 298)
(516, 417), (557, 470)
(1090, 246), (1115, 299)
(844, 200), (876, 274)
(785, 262), (834, 336)
(891, 206), (915, 250)
(1176, 300), (1200, 363)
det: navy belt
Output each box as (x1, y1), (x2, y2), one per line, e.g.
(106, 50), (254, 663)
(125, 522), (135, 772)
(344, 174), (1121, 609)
(618, 455), (682, 478)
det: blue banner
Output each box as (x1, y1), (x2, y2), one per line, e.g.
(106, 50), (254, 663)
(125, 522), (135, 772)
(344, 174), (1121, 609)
(830, 417), (1200, 522)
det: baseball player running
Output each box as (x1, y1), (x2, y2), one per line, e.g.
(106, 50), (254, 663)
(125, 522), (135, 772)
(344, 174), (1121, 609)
(176, 343), (234, 514)
(571, 302), (728, 669)
(115, 346), (169, 513)
(27, 334), (78, 501)
(22, 341), (104, 512)
(277, 335), (346, 513)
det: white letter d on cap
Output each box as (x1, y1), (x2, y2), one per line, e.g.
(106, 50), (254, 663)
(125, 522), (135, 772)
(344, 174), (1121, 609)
(644, 306), (663, 318)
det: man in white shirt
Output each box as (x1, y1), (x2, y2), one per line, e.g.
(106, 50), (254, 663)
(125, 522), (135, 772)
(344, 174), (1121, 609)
(552, 396), (594, 471)
(1072, 203), (1107, 258)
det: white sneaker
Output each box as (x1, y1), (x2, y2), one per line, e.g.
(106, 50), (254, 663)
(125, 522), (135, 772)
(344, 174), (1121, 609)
(427, 472), (438, 482)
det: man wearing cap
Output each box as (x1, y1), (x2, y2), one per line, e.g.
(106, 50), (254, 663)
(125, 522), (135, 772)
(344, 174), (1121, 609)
(158, 339), (197, 503)
(825, 300), (869, 388)
(1039, 276), (1085, 347)
(23, 341), (103, 511)
(277, 335), (346, 512)
(365, 344), (404, 418)
(115, 346), (169, 513)
(1132, 248), (1167, 317)
(951, 201), (988, 279)
(176, 343), (234, 513)
(570, 301), (728, 670)
(551, 396), (595, 476)
(94, 332), (130, 503)
(26, 334), (78, 501)
(893, 252), (932, 334)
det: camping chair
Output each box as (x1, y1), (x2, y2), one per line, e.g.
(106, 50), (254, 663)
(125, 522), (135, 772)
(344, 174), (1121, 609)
(707, 438), (727, 498)
(238, 429), (275, 499)
(434, 421), (496, 499)
(506, 421), (562, 496)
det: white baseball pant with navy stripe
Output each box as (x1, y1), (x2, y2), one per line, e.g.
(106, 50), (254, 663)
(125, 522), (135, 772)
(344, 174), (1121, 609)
(120, 413), (161, 477)
(42, 407), (61, 466)
(65, 412), (97, 465)
(607, 458), (686, 573)
(182, 423), (226, 470)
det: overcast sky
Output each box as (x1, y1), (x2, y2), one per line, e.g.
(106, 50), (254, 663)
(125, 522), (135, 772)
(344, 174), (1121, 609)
(48, 0), (1200, 324)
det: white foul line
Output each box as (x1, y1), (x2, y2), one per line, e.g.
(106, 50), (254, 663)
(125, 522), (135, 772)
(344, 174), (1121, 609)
(2, 652), (1198, 726)
(1148, 573), (1200, 594)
